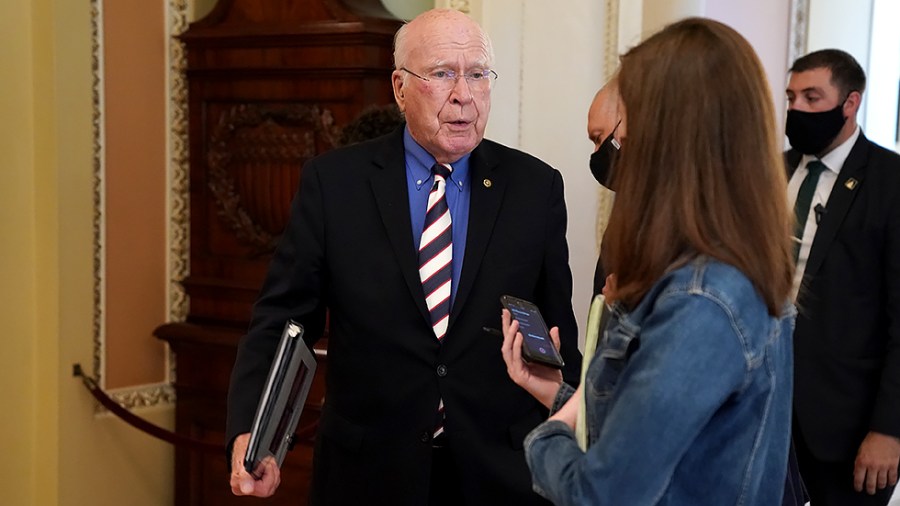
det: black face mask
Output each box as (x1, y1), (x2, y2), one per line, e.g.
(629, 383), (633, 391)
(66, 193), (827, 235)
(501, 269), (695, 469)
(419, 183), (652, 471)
(589, 124), (621, 190)
(785, 102), (847, 155)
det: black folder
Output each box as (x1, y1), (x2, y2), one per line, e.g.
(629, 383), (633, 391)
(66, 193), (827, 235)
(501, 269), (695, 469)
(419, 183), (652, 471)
(244, 320), (317, 475)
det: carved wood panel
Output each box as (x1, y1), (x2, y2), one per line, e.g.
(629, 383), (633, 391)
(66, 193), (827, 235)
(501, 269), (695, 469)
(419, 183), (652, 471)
(155, 1), (401, 504)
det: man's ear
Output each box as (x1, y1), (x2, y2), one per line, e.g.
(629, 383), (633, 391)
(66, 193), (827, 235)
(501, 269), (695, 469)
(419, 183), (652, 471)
(843, 90), (862, 117)
(392, 71), (406, 111)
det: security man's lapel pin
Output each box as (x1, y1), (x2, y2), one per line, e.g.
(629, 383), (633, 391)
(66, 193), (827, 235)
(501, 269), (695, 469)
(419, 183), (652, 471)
(845, 178), (858, 190)
(483, 179), (492, 188)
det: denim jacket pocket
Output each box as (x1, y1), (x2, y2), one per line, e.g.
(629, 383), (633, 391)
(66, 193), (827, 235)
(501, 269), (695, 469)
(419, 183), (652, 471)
(591, 331), (639, 396)
(586, 328), (640, 444)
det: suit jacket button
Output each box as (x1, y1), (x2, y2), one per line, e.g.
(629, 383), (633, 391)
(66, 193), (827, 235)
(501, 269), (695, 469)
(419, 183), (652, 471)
(419, 431), (431, 443)
(436, 364), (448, 377)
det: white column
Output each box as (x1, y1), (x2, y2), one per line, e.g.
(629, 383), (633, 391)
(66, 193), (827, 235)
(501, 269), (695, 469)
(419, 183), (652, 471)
(705, 0), (792, 129)
(641, 0), (705, 34)
(479, 0), (607, 341)
(864, 0), (899, 150)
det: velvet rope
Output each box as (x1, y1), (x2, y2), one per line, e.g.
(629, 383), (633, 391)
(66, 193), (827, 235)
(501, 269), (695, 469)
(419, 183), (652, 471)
(73, 364), (318, 454)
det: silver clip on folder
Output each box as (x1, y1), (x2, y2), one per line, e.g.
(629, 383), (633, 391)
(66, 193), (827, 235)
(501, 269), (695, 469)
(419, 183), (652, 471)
(244, 320), (317, 476)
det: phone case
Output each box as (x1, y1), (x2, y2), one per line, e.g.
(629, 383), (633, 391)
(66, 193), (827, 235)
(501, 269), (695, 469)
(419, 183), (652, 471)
(501, 295), (565, 369)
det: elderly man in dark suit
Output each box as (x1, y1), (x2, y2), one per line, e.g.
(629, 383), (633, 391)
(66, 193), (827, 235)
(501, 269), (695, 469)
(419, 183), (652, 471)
(785, 48), (900, 506)
(225, 8), (580, 505)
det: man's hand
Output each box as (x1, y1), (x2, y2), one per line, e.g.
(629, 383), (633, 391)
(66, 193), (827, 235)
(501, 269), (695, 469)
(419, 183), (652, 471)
(230, 432), (281, 497)
(853, 431), (900, 494)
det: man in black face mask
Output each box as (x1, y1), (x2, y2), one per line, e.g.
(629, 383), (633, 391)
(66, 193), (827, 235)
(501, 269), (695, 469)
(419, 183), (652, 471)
(785, 48), (900, 506)
(586, 78), (625, 297)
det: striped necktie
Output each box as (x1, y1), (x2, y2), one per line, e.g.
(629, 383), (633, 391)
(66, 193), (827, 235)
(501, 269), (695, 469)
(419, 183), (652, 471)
(419, 163), (453, 340)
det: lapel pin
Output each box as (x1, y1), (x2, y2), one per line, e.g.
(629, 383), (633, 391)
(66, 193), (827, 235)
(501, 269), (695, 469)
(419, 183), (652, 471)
(483, 178), (492, 188)
(845, 178), (858, 190)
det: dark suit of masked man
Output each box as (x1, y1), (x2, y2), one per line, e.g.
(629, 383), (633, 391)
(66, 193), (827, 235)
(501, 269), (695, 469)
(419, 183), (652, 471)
(786, 49), (900, 506)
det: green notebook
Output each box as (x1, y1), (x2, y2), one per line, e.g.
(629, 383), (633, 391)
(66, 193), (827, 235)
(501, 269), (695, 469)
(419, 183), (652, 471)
(576, 294), (608, 450)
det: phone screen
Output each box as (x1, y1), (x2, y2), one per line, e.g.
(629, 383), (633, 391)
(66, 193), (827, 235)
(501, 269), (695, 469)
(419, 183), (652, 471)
(501, 295), (565, 369)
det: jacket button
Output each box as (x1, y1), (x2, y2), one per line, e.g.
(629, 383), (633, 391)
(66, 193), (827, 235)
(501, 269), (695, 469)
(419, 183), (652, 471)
(419, 431), (431, 443)
(436, 364), (448, 377)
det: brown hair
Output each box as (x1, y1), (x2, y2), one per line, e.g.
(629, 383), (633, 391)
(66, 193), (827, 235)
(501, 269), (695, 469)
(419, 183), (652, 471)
(790, 48), (866, 98)
(604, 17), (794, 315)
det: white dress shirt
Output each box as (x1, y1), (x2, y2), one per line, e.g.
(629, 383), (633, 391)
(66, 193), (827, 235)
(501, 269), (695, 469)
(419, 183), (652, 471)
(787, 125), (860, 297)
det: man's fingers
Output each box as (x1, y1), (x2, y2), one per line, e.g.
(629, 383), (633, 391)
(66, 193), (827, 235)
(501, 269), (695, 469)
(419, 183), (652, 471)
(228, 433), (282, 498)
(876, 468), (888, 491)
(853, 461), (866, 492)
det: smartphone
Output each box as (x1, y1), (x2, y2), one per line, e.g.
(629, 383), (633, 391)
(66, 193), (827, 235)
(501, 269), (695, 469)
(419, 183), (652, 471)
(500, 295), (565, 369)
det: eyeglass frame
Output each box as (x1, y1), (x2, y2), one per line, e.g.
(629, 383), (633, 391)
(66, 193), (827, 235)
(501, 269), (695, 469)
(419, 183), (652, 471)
(399, 67), (499, 88)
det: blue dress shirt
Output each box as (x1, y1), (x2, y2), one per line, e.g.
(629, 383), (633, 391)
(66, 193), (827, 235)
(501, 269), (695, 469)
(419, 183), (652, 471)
(404, 127), (471, 307)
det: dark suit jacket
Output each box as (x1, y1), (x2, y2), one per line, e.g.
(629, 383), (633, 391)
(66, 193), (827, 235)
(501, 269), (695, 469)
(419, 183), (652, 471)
(789, 132), (900, 462)
(226, 127), (581, 505)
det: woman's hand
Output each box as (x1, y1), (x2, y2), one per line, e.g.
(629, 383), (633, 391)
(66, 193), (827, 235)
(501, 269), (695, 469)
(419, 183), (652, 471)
(549, 384), (581, 430)
(500, 309), (564, 408)
(602, 273), (618, 304)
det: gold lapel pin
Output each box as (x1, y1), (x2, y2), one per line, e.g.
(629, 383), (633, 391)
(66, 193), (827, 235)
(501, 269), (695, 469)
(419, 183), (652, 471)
(483, 178), (492, 188)
(845, 178), (858, 190)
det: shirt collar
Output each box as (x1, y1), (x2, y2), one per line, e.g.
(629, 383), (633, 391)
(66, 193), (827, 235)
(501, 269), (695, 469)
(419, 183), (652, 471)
(403, 127), (470, 192)
(801, 124), (860, 175)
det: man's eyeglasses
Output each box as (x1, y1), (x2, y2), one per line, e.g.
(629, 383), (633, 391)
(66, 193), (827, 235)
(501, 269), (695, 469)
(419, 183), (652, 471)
(400, 67), (498, 90)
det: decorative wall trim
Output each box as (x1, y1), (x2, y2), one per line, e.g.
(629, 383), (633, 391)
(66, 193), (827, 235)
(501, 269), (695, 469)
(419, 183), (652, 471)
(109, 383), (177, 409)
(162, 0), (192, 390)
(435, 0), (471, 14)
(516, 1), (525, 148)
(90, 0), (107, 388)
(166, 0), (191, 325)
(90, 0), (190, 411)
(206, 103), (338, 254)
(595, 0), (620, 255)
(788, 0), (810, 67)
(604, 0), (619, 81)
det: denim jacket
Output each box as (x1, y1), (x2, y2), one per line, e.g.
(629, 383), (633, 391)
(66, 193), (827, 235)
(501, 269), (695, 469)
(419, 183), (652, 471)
(524, 257), (795, 505)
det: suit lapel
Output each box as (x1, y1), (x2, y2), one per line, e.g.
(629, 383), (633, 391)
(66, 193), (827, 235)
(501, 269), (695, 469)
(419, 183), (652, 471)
(804, 134), (870, 278)
(450, 142), (504, 324)
(785, 149), (803, 178)
(369, 129), (432, 324)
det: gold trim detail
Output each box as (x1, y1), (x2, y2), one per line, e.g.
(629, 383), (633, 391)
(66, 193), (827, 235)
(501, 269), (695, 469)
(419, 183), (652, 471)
(596, 0), (619, 255)
(109, 383), (177, 410)
(604, 0), (619, 80)
(167, 0), (191, 324)
(788, 0), (810, 67)
(450, 0), (470, 14)
(90, 0), (106, 386)
(90, 0), (190, 411)
(206, 103), (338, 253)
(435, 0), (470, 14)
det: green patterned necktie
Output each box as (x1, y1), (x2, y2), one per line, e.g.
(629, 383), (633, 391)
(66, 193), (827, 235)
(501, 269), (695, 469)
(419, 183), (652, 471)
(793, 160), (827, 261)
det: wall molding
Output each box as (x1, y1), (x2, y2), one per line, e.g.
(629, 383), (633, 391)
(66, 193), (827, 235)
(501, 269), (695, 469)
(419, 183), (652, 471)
(109, 382), (177, 409)
(166, 0), (191, 327)
(788, 0), (810, 67)
(90, 0), (107, 389)
(595, 0), (619, 256)
(90, 0), (191, 411)
(435, 0), (471, 14)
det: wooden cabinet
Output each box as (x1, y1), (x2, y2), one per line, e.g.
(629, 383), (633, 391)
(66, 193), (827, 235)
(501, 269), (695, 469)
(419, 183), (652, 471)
(155, 1), (400, 504)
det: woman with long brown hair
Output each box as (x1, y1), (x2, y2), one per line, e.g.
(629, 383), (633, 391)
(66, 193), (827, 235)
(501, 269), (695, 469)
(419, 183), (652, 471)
(502, 17), (795, 505)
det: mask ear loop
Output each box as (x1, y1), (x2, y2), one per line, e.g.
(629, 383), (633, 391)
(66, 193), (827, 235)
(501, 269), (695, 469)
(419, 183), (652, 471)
(609, 119), (622, 150)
